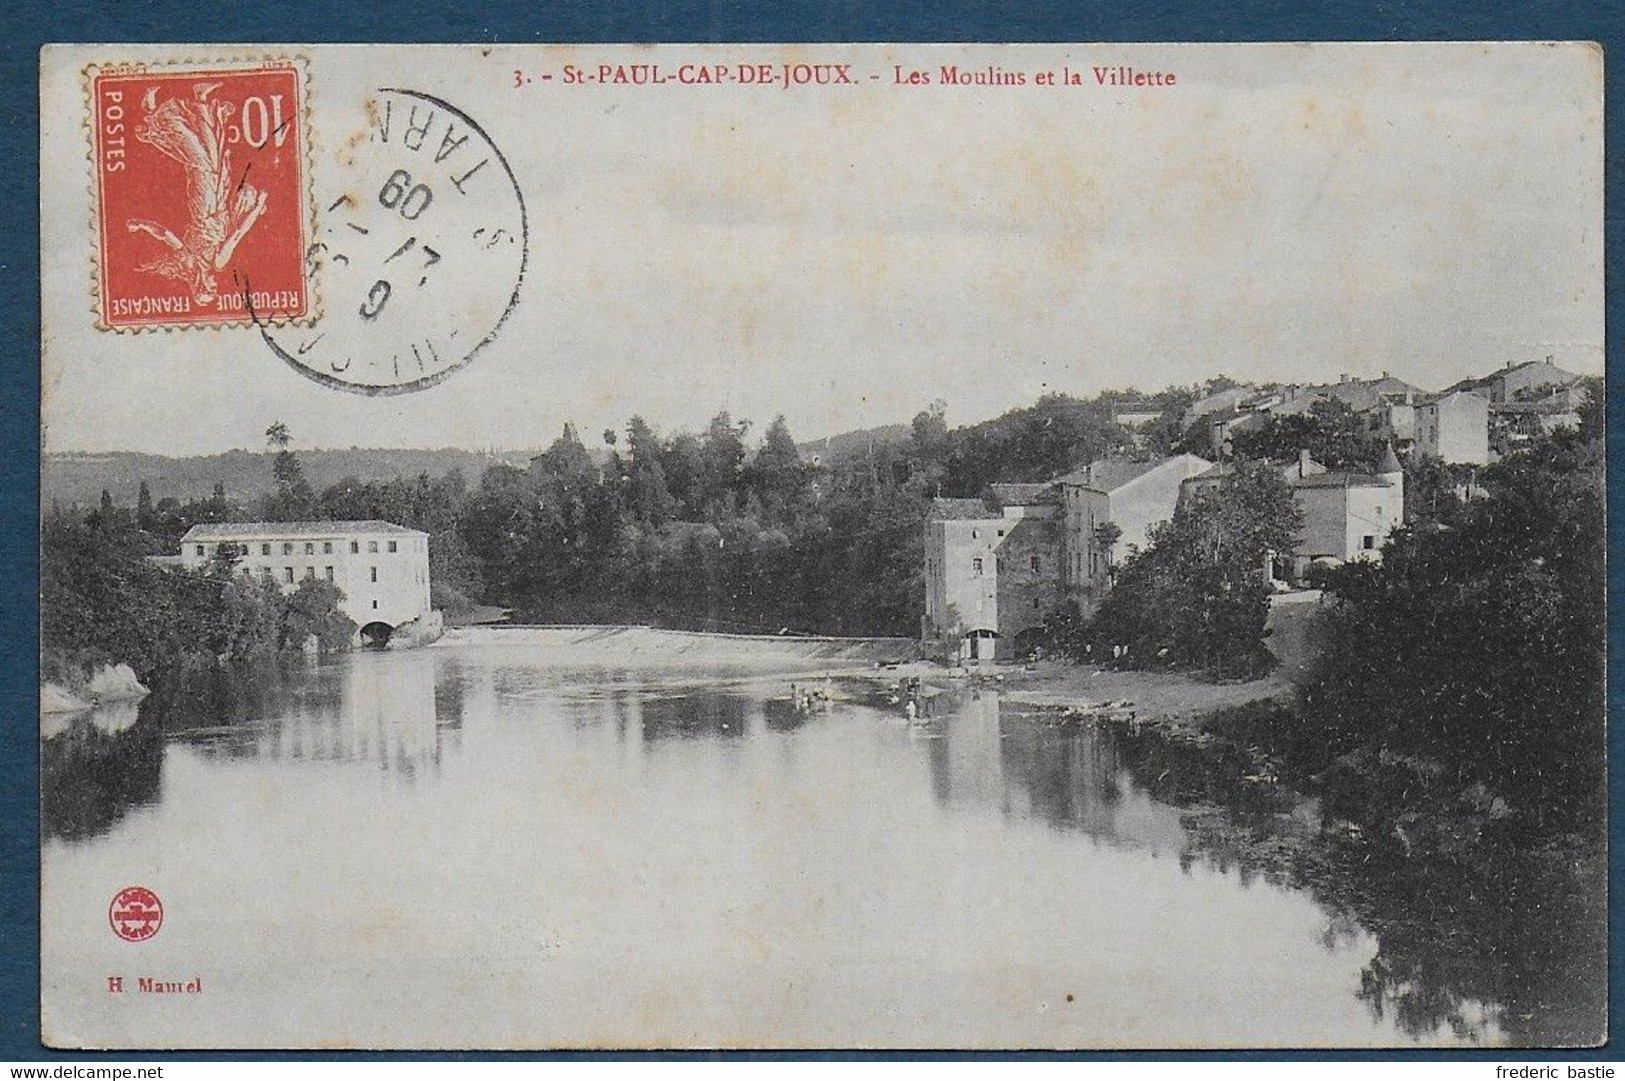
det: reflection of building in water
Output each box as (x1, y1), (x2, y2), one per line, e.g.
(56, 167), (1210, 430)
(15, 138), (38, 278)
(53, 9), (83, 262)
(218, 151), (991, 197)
(42, 703), (163, 842)
(923, 693), (1186, 854)
(328, 655), (447, 777)
(925, 692), (1006, 808)
(173, 655), (453, 779)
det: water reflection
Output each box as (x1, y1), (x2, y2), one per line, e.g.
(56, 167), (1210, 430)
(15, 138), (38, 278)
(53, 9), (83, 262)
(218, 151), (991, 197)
(39, 649), (1604, 1047)
(893, 688), (1601, 1047)
(636, 691), (754, 742)
(41, 703), (162, 842)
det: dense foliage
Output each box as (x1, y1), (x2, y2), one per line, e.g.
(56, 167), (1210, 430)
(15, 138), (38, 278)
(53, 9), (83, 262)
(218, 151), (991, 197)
(41, 510), (356, 687)
(1227, 397), (1385, 470)
(1087, 460), (1302, 678)
(463, 417), (933, 634)
(1302, 429), (1605, 842)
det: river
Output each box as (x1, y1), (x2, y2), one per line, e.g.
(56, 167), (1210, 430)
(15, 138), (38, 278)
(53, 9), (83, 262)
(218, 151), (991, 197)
(40, 638), (1604, 1048)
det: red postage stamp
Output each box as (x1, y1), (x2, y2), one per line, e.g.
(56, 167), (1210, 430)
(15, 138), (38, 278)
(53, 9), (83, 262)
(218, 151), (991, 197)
(88, 62), (310, 330)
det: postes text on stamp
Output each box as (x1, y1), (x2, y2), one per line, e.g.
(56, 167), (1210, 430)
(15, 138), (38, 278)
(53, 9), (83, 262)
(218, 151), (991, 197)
(90, 62), (310, 331)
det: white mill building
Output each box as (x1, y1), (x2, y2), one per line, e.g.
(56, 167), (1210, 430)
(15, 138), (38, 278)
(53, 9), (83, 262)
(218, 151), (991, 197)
(178, 520), (433, 645)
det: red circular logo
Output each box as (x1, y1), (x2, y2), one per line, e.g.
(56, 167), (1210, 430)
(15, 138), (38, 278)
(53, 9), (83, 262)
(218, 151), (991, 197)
(109, 886), (163, 942)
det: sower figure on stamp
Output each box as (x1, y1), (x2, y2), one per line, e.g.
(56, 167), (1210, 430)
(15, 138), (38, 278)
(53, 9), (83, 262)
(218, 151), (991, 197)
(126, 83), (269, 306)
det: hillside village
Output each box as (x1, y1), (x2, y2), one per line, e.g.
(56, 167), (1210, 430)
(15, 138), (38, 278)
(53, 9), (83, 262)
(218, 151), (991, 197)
(921, 358), (1594, 662)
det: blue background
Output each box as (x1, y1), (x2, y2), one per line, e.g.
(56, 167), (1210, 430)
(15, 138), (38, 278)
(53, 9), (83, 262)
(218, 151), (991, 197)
(3, 0), (1620, 1061)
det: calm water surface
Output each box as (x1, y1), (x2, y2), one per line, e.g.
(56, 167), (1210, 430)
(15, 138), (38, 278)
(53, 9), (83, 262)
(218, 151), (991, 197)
(42, 643), (1585, 1048)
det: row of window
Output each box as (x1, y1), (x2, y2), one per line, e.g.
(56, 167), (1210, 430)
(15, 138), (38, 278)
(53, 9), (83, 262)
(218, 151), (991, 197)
(255, 565), (384, 584)
(970, 555), (1043, 577)
(196, 539), (406, 558)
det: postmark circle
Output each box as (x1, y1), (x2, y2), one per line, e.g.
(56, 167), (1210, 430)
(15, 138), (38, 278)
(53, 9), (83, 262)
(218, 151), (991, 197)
(257, 87), (527, 395)
(109, 885), (164, 942)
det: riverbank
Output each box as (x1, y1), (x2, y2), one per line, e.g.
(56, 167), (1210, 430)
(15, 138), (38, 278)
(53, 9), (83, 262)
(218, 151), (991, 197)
(41, 662), (150, 716)
(438, 624), (1291, 729)
(960, 659), (1292, 727)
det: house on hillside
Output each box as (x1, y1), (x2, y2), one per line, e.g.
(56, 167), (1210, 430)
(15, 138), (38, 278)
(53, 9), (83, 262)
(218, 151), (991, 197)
(1182, 387), (1250, 428)
(1056, 454), (1213, 602)
(1262, 373), (1425, 447)
(1179, 451), (1326, 503)
(1287, 445), (1404, 574)
(178, 520), (432, 646)
(922, 487), (1064, 663)
(1203, 407), (1266, 458)
(1415, 390), (1490, 465)
(1448, 358), (1580, 404)
(1490, 400), (1582, 448)
(1180, 447), (1402, 579)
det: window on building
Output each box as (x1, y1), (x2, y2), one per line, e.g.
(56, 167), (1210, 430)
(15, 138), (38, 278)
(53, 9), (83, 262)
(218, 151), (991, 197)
(1030, 555), (1040, 572)
(997, 529), (1005, 537)
(260, 566), (273, 579)
(971, 529), (979, 540)
(1362, 535), (1376, 550)
(195, 544), (205, 557)
(371, 600), (378, 610)
(350, 541), (359, 554)
(368, 541), (379, 553)
(972, 557), (983, 576)
(261, 543), (271, 556)
(1032, 598), (1041, 610)
(283, 567), (294, 583)
(239, 544), (250, 556)
(304, 566), (315, 580)
(370, 566), (378, 583)
(283, 542), (293, 555)
(323, 541), (333, 554)
(324, 566), (334, 581)
(388, 540), (398, 553)
(305, 542), (315, 555)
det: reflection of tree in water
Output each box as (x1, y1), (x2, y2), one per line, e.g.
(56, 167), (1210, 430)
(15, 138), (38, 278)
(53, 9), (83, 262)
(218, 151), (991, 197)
(995, 715), (1122, 833)
(42, 703), (163, 843)
(1103, 719), (1605, 1047)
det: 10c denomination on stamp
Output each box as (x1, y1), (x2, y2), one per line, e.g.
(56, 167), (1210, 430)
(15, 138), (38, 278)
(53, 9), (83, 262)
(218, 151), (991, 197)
(89, 61), (311, 331)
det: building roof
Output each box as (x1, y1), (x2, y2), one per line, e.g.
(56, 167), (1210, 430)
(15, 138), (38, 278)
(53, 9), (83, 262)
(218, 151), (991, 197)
(1184, 386), (1250, 423)
(1054, 457), (1165, 492)
(182, 520), (427, 541)
(1290, 472), (1394, 490)
(1185, 454), (1324, 483)
(1418, 386), (1489, 406)
(1443, 359), (1581, 397)
(926, 498), (997, 522)
(1490, 400), (1576, 415)
(987, 482), (1059, 507)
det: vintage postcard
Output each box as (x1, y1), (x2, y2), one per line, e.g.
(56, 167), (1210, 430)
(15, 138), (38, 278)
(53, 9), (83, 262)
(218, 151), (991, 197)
(39, 43), (1605, 1049)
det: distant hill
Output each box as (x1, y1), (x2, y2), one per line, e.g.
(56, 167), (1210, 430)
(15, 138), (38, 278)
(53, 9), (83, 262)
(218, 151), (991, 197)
(43, 447), (536, 509)
(797, 424), (911, 466)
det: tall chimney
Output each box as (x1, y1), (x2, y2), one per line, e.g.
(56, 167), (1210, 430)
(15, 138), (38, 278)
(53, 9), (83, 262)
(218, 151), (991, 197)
(1298, 448), (1311, 478)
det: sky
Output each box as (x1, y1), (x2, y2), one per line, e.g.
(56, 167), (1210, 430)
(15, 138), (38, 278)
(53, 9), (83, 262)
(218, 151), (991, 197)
(41, 43), (1604, 456)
